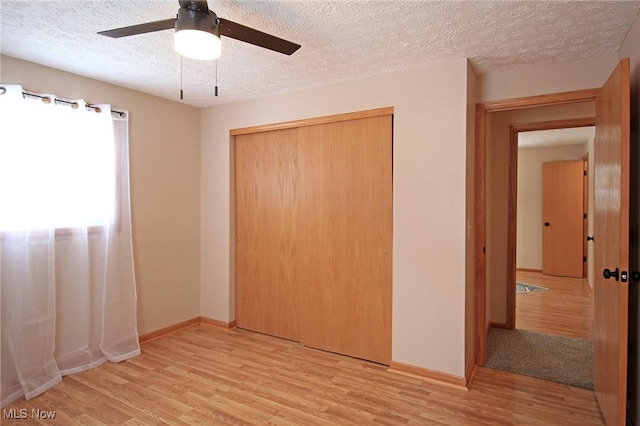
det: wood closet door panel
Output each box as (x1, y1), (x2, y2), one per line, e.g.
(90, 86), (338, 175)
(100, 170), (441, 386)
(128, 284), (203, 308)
(235, 128), (301, 341)
(298, 115), (392, 365)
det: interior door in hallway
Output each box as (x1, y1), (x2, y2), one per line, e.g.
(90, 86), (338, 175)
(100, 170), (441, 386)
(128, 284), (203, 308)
(298, 116), (393, 365)
(593, 58), (630, 426)
(542, 160), (584, 277)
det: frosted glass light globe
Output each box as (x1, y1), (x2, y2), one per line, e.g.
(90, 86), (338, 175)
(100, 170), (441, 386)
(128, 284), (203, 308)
(174, 29), (221, 61)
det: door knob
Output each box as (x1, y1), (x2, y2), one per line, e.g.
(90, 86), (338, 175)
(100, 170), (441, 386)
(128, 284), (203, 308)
(544, 222), (550, 227)
(586, 236), (594, 241)
(603, 268), (620, 281)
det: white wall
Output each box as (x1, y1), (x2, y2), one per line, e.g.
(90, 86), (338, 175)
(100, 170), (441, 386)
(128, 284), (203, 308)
(480, 54), (619, 102)
(201, 59), (472, 377)
(516, 142), (590, 270)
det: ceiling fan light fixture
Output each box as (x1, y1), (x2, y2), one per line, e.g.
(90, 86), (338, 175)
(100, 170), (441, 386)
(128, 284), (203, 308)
(174, 7), (221, 61)
(174, 29), (221, 60)
(98, 1), (301, 60)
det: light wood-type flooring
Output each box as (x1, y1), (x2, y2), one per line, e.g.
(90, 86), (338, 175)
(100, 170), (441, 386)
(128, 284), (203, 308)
(3, 325), (604, 425)
(516, 270), (593, 339)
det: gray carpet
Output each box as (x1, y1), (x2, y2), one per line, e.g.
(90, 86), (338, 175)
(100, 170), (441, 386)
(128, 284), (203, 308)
(486, 328), (594, 389)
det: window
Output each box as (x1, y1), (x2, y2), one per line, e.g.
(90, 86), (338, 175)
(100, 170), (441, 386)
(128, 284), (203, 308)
(0, 88), (115, 231)
(0, 85), (139, 408)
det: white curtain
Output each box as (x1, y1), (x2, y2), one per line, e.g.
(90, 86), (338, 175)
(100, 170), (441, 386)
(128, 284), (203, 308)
(0, 85), (140, 407)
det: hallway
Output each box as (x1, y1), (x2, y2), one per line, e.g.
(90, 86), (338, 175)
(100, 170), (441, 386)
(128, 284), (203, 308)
(516, 270), (593, 339)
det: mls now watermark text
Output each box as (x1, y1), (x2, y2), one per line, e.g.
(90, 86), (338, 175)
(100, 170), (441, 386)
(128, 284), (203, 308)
(3, 408), (57, 420)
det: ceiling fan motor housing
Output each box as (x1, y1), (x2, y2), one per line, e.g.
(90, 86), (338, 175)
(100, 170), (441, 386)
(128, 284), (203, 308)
(175, 7), (219, 36)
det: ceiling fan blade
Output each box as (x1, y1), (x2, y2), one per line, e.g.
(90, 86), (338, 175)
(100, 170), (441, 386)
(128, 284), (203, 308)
(218, 18), (300, 55)
(98, 18), (176, 38)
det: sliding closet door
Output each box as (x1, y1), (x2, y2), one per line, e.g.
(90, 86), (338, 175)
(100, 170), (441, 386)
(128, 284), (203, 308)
(299, 115), (392, 364)
(235, 128), (301, 341)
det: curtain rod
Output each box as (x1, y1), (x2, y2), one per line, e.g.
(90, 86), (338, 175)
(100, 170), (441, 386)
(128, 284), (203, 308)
(0, 86), (126, 117)
(22, 90), (127, 117)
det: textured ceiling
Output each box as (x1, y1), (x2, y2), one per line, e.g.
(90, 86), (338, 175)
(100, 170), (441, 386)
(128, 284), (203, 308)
(518, 126), (595, 149)
(1, 1), (639, 108)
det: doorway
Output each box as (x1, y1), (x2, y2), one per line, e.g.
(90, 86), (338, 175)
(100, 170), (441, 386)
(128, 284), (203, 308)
(476, 90), (598, 362)
(474, 57), (631, 426)
(483, 118), (597, 389)
(514, 126), (596, 332)
(507, 120), (596, 329)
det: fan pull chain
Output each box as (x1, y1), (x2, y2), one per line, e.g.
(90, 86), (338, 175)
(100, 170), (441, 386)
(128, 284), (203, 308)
(180, 56), (184, 100)
(215, 59), (219, 97)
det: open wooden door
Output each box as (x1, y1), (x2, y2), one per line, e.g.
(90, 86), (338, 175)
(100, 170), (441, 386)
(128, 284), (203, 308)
(542, 160), (584, 278)
(594, 58), (630, 426)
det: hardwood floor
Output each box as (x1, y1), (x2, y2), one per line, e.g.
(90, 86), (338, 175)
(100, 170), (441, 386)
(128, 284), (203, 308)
(3, 325), (604, 425)
(516, 271), (593, 339)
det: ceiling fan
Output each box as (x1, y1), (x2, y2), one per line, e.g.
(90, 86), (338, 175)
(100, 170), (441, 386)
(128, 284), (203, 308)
(98, 0), (301, 61)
